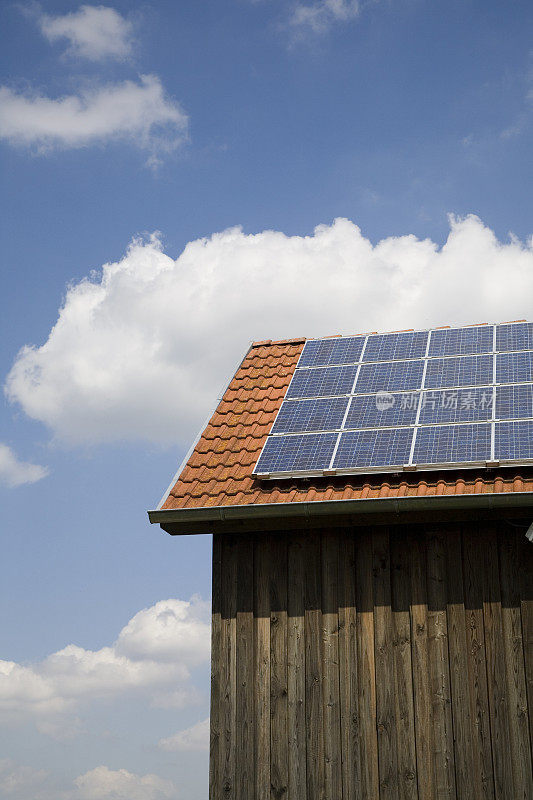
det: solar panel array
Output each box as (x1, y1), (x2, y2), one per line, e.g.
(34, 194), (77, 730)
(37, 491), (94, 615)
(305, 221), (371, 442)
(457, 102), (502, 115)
(254, 322), (533, 477)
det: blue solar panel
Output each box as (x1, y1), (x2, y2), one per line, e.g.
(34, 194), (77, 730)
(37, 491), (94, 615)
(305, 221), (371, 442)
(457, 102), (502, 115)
(354, 360), (424, 393)
(428, 326), (493, 357)
(255, 321), (533, 477)
(418, 388), (494, 425)
(496, 351), (533, 385)
(495, 384), (533, 420)
(425, 355), (493, 389)
(495, 421), (533, 460)
(496, 322), (533, 353)
(255, 432), (338, 473)
(413, 424), (492, 464)
(345, 392), (419, 429)
(287, 365), (358, 399)
(298, 336), (365, 367)
(271, 397), (349, 434)
(363, 331), (428, 362)
(333, 427), (413, 469)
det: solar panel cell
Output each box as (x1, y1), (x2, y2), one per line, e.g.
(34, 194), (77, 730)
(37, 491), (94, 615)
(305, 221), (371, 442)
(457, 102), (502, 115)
(255, 432), (339, 473)
(298, 336), (365, 368)
(287, 365), (358, 399)
(418, 388), (494, 425)
(425, 355), (493, 389)
(496, 322), (533, 353)
(272, 397), (349, 434)
(495, 384), (533, 420)
(496, 351), (533, 385)
(333, 427), (413, 469)
(354, 360), (425, 393)
(363, 331), (428, 362)
(413, 424), (492, 464)
(429, 325), (494, 357)
(495, 420), (533, 460)
(345, 392), (419, 429)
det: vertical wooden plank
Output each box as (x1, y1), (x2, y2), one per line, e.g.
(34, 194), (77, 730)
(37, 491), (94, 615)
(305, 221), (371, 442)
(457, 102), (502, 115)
(390, 530), (417, 800)
(517, 529), (533, 760)
(462, 528), (495, 800)
(356, 528), (379, 799)
(305, 531), (325, 800)
(322, 531), (342, 800)
(287, 534), (307, 800)
(220, 534), (238, 798)
(373, 527), (399, 800)
(426, 531), (456, 800)
(236, 535), (255, 799)
(498, 529), (533, 800)
(209, 534), (222, 800)
(338, 529), (360, 800)
(482, 527), (514, 800)
(270, 534), (288, 800)
(445, 528), (475, 800)
(254, 534), (271, 800)
(408, 531), (434, 800)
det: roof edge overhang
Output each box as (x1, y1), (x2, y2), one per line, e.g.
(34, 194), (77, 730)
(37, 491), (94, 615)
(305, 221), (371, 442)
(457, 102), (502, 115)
(148, 491), (533, 534)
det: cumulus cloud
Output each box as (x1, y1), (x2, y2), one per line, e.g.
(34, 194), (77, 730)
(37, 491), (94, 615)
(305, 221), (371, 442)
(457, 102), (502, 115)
(0, 75), (188, 158)
(0, 760), (175, 800)
(5, 215), (532, 448)
(0, 598), (210, 731)
(73, 766), (175, 800)
(158, 716), (210, 752)
(116, 597), (210, 665)
(35, 4), (134, 61)
(0, 443), (49, 488)
(290, 0), (360, 34)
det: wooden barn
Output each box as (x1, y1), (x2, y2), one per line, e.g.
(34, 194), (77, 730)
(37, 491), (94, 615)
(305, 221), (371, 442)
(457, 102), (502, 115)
(150, 323), (533, 800)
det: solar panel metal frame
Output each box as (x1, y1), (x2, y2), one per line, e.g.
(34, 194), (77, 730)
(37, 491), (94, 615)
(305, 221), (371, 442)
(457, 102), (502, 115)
(253, 322), (533, 479)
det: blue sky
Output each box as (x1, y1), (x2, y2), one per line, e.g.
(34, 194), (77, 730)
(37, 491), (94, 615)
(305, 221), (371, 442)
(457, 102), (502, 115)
(1, 1), (532, 798)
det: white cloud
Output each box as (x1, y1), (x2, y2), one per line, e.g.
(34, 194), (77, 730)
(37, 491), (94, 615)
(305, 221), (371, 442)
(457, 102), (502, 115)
(0, 759), (49, 798)
(0, 443), (49, 488)
(0, 598), (210, 730)
(36, 5), (134, 61)
(290, 0), (360, 34)
(0, 75), (188, 159)
(0, 760), (175, 800)
(73, 766), (175, 800)
(158, 717), (210, 752)
(116, 596), (210, 665)
(5, 215), (532, 449)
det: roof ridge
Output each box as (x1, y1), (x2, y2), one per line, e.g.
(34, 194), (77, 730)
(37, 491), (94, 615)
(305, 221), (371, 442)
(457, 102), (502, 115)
(256, 320), (530, 347)
(251, 337), (306, 347)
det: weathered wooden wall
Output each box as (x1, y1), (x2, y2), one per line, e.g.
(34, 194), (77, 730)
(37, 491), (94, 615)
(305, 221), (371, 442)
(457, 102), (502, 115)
(209, 523), (533, 799)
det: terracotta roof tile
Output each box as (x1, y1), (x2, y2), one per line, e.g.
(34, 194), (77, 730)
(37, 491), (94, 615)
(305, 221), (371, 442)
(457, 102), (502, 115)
(161, 337), (533, 511)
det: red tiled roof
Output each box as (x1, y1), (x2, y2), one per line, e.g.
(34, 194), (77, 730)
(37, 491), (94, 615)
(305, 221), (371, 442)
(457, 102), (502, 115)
(160, 338), (533, 512)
